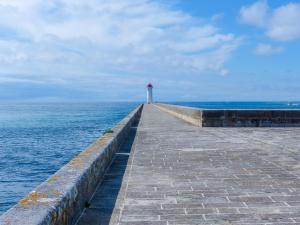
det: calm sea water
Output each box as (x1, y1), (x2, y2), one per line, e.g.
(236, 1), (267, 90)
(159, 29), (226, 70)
(1, 101), (300, 215)
(167, 101), (300, 109)
(0, 102), (139, 215)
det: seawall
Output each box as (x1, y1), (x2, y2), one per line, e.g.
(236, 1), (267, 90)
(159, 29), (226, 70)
(155, 103), (300, 127)
(0, 104), (143, 225)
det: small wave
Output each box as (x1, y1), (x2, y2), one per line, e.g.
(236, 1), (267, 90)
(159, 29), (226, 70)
(287, 103), (299, 106)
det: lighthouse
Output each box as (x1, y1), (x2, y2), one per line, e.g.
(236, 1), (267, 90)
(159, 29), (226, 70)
(147, 83), (153, 104)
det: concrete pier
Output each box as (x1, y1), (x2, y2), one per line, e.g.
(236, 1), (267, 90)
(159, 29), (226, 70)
(77, 104), (300, 225)
(2, 104), (300, 224)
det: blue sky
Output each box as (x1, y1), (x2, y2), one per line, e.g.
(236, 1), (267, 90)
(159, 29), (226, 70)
(0, 0), (300, 102)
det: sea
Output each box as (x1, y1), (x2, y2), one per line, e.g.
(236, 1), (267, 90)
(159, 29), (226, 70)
(0, 102), (139, 215)
(0, 101), (300, 215)
(166, 101), (300, 109)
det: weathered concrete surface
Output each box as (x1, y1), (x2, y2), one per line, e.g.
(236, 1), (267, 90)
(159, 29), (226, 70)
(78, 104), (300, 225)
(155, 103), (300, 127)
(154, 103), (202, 126)
(76, 121), (138, 225)
(0, 105), (143, 225)
(202, 109), (300, 127)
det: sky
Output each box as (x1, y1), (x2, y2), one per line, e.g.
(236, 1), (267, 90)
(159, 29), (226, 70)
(0, 0), (300, 102)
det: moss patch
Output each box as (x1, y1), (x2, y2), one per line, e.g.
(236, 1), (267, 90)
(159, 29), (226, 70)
(103, 129), (114, 135)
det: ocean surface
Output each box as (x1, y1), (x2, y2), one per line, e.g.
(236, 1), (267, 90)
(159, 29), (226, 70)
(1, 101), (300, 215)
(0, 102), (139, 215)
(167, 101), (300, 109)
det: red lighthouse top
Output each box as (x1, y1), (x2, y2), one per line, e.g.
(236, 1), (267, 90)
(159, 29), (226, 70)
(147, 83), (153, 88)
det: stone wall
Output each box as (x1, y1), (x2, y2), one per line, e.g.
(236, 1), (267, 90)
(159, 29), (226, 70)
(155, 103), (300, 127)
(154, 103), (202, 126)
(0, 104), (143, 225)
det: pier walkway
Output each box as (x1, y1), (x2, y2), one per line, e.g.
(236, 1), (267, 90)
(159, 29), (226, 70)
(77, 104), (300, 225)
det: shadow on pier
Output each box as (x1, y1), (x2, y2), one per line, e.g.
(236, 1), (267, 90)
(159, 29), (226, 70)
(76, 121), (139, 225)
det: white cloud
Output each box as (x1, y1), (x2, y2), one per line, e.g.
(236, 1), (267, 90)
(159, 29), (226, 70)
(254, 43), (284, 55)
(239, 0), (268, 27)
(0, 0), (240, 85)
(267, 3), (300, 41)
(220, 69), (229, 76)
(239, 1), (300, 42)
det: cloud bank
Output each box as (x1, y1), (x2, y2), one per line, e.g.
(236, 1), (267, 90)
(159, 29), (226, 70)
(239, 1), (300, 41)
(0, 0), (240, 87)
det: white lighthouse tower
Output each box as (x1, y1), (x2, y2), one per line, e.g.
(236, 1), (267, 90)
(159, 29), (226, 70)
(147, 83), (153, 104)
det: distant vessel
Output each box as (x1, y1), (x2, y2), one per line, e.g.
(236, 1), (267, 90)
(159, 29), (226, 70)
(147, 83), (153, 104)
